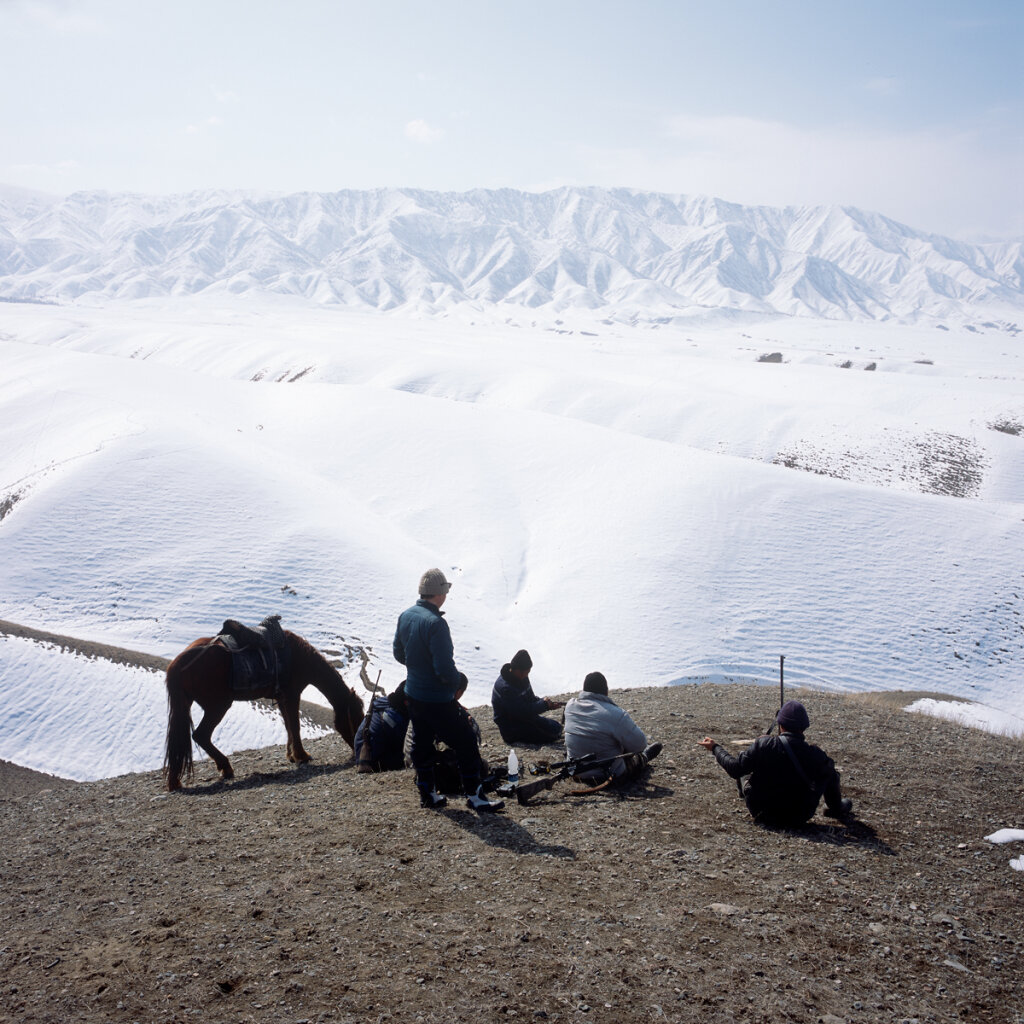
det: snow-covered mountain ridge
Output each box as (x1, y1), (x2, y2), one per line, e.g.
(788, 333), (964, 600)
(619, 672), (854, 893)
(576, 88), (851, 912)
(0, 185), (1021, 322)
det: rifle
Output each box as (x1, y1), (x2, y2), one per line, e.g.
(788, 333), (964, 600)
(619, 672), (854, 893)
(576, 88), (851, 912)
(765, 654), (785, 735)
(355, 666), (384, 771)
(513, 752), (629, 805)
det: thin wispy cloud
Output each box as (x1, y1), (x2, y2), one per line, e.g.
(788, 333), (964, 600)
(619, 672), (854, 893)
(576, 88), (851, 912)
(405, 119), (444, 144)
(14, 0), (103, 34)
(9, 158), (80, 177)
(185, 116), (224, 135)
(864, 76), (901, 95)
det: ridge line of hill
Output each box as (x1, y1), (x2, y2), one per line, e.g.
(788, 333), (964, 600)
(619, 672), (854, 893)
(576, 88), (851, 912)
(2, 185), (1021, 320)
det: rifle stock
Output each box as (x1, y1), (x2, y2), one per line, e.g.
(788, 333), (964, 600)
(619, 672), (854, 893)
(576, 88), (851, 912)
(514, 751), (628, 805)
(514, 773), (559, 804)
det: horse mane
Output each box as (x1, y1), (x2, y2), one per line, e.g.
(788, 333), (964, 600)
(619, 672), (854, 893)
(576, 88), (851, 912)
(285, 631), (363, 715)
(286, 629), (321, 661)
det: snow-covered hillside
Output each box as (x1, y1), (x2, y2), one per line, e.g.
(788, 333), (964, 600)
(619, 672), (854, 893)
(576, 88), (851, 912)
(0, 634), (314, 780)
(1, 186), (1021, 323)
(1, 296), (1022, 779)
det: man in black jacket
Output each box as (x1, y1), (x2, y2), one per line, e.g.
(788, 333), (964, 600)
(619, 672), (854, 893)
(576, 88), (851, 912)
(699, 700), (853, 826)
(491, 649), (564, 745)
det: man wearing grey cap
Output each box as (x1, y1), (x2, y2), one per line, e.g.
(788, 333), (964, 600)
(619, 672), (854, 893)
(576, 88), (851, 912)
(699, 699), (853, 826)
(393, 568), (503, 812)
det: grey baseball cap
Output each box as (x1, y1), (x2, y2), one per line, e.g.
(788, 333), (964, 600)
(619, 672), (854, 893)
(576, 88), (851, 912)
(418, 568), (452, 596)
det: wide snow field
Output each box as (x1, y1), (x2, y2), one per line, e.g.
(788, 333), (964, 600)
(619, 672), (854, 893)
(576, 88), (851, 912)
(1, 298), (1022, 777)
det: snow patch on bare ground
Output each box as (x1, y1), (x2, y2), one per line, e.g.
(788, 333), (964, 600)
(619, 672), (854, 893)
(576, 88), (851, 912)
(984, 828), (1024, 872)
(906, 696), (1024, 739)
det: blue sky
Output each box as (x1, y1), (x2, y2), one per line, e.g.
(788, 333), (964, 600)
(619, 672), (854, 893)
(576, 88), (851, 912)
(1, 0), (1021, 238)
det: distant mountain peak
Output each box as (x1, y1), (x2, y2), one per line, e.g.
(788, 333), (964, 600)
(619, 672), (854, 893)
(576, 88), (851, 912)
(0, 185), (1020, 322)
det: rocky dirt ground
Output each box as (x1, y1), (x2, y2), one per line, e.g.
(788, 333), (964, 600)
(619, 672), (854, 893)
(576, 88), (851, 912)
(1, 646), (1022, 1024)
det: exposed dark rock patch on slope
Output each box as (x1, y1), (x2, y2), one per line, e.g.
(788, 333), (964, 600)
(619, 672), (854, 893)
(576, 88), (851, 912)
(1, 679), (1020, 1024)
(773, 429), (989, 498)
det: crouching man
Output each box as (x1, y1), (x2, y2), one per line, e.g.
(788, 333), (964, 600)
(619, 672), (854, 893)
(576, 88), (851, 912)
(406, 673), (492, 792)
(699, 700), (853, 826)
(563, 671), (662, 785)
(354, 681), (410, 773)
(492, 649), (564, 746)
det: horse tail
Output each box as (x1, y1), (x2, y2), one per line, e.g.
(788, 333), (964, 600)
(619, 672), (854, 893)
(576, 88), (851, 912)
(163, 659), (194, 791)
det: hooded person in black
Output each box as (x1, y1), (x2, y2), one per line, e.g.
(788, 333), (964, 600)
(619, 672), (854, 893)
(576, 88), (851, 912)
(491, 649), (564, 745)
(699, 700), (853, 826)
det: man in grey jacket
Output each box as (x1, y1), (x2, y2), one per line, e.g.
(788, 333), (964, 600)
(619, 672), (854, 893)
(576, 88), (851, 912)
(563, 672), (662, 784)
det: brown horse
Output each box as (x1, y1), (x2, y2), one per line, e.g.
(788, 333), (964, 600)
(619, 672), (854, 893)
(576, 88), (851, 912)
(163, 629), (364, 791)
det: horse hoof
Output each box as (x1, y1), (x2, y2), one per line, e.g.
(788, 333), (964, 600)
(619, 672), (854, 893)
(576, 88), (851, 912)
(219, 768), (234, 780)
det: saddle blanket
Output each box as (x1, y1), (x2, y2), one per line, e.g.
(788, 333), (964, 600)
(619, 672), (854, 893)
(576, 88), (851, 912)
(216, 615), (287, 693)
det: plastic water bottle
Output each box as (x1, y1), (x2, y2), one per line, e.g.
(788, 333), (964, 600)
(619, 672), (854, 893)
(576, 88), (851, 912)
(507, 749), (519, 785)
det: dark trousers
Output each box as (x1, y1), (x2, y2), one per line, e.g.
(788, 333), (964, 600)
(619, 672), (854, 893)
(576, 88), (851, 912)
(740, 768), (845, 824)
(576, 750), (649, 787)
(407, 697), (484, 795)
(496, 714), (562, 746)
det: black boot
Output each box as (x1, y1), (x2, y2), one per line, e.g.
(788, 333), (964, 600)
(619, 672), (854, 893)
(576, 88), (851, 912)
(418, 786), (447, 809)
(825, 798), (853, 819)
(416, 768), (446, 809)
(466, 784), (504, 813)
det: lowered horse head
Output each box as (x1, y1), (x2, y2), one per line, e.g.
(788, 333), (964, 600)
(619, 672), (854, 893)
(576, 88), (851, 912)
(284, 631), (365, 747)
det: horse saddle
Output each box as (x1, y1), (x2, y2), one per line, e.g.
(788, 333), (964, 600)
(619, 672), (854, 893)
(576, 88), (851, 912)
(216, 614), (289, 693)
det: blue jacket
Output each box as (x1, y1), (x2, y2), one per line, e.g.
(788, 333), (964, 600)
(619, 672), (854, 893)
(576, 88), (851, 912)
(393, 599), (460, 702)
(492, 665), (562, 744)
